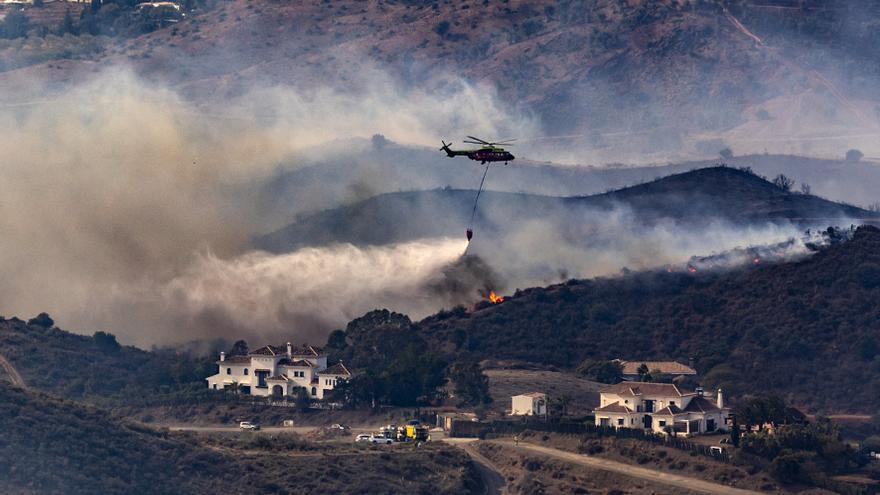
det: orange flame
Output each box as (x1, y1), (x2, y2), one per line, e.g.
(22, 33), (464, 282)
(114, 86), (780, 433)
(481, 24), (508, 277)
(687, 265), (698, 273)
(489, 291), (504, 304)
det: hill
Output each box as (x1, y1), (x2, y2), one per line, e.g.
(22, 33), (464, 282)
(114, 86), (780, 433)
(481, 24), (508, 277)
(257, 166), (877, 252)
(5, 1), (880, 160)
(0, 382), (479, 494)
(260, 146), (880, 225)
(0, 316), (212, 403)
(398, 225), (880, 413)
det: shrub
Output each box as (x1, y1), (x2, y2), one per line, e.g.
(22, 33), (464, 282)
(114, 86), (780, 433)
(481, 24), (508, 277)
(845, 149), (864, 162)
(434, 20), (450, 37)
(772, 174), (795, 192)
(27, 312), (54, 328)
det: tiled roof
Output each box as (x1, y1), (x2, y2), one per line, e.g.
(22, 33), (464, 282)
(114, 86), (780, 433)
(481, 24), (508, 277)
(278, 358), (314, 368)
(600, 382), (690, 398)
(250, 344), (326, 357)
(267, 375), (290, 381)
(250, 345), (286, 356)
(653, 404), (684, 416)
(290, 344), (325, 357)
(595, 401), (633, 413)
(320, 363), (351, 376)
(619, 361), (697, 375)
(217, 355), (250, 364)
(683, 396), (721, 413)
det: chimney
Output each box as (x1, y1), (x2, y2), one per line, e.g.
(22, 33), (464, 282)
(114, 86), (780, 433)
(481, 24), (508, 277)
(219, 351), (225, 362)
(696, 386), (704, 397)
(287, 342), (292, 358)
(717, 388), (724, 409)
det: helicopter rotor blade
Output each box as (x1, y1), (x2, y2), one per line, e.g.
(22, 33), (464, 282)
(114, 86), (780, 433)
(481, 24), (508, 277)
(463, 140), (485, 145)
(466, 136), (490, 144)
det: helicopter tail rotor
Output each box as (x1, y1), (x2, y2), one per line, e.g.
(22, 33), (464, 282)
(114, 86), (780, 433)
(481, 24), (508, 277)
(440, 140), (455, 157)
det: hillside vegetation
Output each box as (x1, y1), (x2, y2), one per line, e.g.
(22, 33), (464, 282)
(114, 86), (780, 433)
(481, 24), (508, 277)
(405, 225), (880, 413)
(0, 316), (211, 402)
(0, 382), (479, 494)
(7, 0), (880, 146)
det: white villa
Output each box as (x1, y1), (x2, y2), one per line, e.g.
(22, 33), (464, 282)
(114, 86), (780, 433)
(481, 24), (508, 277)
(206, 343), (351, 400)
(594, 382), (729, 436)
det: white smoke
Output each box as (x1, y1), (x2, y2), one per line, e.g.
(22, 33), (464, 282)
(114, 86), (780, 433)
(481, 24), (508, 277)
(0, 67), (534, 346)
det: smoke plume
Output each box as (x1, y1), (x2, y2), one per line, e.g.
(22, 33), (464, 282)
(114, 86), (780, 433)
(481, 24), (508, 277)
(0, 67), (531, 346)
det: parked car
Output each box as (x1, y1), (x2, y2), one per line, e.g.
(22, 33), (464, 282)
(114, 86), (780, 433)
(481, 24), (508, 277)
(370, 434), (394, 444)
(330, 423), (349, 431)
(355, 434), (372, 443)
(239, 421), (260, 431)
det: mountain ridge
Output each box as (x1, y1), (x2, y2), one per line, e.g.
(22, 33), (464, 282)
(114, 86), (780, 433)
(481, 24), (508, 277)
(257, 166), (878, 252)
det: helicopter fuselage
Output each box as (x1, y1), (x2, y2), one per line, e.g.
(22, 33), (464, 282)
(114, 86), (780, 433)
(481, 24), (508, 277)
(443, 144), (514, 164)
(469, 148), (515, 163)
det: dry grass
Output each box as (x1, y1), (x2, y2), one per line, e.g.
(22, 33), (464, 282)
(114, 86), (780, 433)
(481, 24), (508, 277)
(517, 431), (785, 493)
(477, 440), (702, 495)
(485, 368), (603, 416)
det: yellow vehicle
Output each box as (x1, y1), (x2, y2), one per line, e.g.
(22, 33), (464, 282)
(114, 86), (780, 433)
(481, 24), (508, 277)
(397, 420), (429, 442)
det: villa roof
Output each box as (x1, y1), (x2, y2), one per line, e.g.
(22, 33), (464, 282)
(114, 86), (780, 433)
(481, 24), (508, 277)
(653, 404), (685, 416)
(618, 360), (697, 375)
(266, 375), (290, 381)
(250, 344), (326, 357)
(683, 396), (721, 413)
(600, 382), (690, 398)
(321, 363), (351, 376)
(250, 345), (286, 356)
(217, 355), (250, 364)
(278, 358), (314, 368)
(290, 344), (324, 357)
(594, 401), (633, 414)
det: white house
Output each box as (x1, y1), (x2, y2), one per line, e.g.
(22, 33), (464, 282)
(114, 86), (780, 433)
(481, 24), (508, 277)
(511, 392), (548, 416)
(594, 382), (728, 436)
(206, 343), (351, 400)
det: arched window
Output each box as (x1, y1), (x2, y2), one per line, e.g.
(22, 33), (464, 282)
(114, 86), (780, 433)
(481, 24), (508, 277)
(244, 368), (249, 375)
(226, 368), (231, 375)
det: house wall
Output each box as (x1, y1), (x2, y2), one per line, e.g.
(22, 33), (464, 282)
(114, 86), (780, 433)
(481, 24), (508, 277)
(595, 413), (636, 428)
(511, 396), (545, 415)
(206, 363), (255, 390)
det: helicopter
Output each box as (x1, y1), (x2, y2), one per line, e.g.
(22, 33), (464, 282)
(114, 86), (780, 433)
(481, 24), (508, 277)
(440, 136), (515, 164)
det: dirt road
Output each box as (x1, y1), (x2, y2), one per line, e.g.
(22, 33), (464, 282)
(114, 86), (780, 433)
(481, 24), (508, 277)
(495, 439), (760, 495)
(0, 353), (26, 389)
(444, 439), (506, 495)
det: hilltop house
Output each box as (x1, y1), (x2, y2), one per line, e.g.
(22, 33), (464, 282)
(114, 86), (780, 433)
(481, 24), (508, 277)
(616, 360), (697, 381)
(206, 343), (351, 400)
(594, 382), (728, 436)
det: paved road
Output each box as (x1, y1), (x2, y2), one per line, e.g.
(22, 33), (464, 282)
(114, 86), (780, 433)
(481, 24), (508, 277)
(0, 353), (26, 389)
(496, 439), (760, 495)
